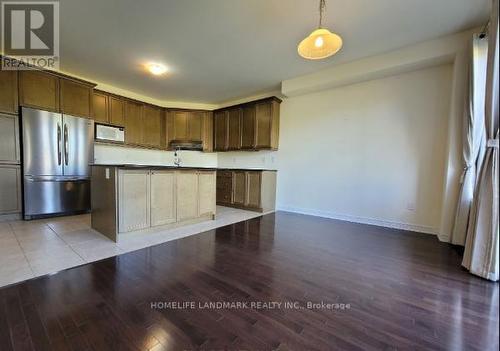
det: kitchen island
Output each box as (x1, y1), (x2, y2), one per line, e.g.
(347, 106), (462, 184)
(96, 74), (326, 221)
(91, 165), (216, 242)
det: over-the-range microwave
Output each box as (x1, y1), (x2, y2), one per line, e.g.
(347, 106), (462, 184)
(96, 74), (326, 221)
(95, 123), (125, 143)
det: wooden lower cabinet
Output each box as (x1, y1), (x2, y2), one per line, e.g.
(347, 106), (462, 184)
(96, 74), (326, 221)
(246, 171), (262, 209)
(0, 165), (21, 215)
(118, 169), (151, 233)
(232, 171), (246, 206)
(115, 169), (216, 234)
(176, 171), (199, 222)
(0, 114), (20, 163)
(198, 171), (216, 216)
(216, 171), (232, 204)
(216, 170), (276, 212)
(150, 170), (176, 226)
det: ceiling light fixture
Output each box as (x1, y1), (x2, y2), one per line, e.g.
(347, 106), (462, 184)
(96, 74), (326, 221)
(298, 0), (343, 60)
(146, 62), (168, 76)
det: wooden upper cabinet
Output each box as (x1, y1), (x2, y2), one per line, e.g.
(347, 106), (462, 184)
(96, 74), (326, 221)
(143, 105), (163, 148)
(228, 108), (242, 150)
(0, 70), (18, 114)
(255, 102), (272, 149)
(92, 91), (109, 123)
(166, 109), (213, 150)
(172, 111), (189, 140)
(241, 105), (256, 149)
(19, 70), (59, 112)
(202, 111), (214, 152)
(214, 97), (281, 152)
(109, 95), (125, 126)
(188, 112), (203, 142)
(214, 110), (228, 151)
(60, 78), (93, 118)
(255, 99), (280, 150)
(124, 100), (144, 145)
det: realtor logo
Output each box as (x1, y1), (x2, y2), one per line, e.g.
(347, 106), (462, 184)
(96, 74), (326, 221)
(1, 1), (59, 69)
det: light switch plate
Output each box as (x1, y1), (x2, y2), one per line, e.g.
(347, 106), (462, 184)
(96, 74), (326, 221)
(105, 168), (110, 179)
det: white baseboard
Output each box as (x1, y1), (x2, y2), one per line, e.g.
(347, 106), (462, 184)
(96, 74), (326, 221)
(276, 205), (439, 235)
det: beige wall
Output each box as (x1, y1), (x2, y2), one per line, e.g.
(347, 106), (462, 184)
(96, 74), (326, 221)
(275, 64), (453, 234)
(115, 63), (457, 235)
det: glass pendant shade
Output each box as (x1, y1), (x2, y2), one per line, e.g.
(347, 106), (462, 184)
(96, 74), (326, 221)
(298, 28), (343, 60)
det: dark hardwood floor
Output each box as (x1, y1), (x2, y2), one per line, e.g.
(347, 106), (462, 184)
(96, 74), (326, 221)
(1, 212), (498, 351)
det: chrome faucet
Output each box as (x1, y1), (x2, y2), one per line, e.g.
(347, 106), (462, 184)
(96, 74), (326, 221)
(174, 146), (181, 167)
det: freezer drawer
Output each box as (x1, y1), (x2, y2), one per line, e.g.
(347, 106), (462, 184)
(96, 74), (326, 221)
(23, 176), (90, 219)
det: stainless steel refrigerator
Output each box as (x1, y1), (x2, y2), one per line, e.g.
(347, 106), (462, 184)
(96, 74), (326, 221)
(21, 107), (94, 219)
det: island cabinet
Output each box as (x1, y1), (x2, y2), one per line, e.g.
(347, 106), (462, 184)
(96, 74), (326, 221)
(118, 169), (151, 233)
(151, 170), (176, 226)
(214, 96), (281, 151)
(216, 170), (276, 212)
(92, 167), (216, 241)
(176, 171), (199, 221)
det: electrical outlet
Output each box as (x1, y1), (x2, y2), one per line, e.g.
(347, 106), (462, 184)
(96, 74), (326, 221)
(406, 202), (416, 211)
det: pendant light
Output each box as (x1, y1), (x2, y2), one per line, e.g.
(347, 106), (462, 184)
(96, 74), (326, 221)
(298, 0), (343, 60)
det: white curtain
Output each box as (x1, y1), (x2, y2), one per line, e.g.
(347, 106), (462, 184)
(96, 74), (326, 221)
(462, 0), (499, 281)
(451, 35), (488, 246)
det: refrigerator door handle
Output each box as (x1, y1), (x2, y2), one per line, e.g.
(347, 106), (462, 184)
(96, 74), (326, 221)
(57, 123), (62, 165)
(64, 123), (69, 166)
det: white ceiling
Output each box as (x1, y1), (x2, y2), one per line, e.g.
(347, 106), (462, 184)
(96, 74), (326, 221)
(59, 0), (490, 104)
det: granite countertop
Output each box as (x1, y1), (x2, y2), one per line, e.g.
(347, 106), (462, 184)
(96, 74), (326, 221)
(92, 164), (217, 171)
(92, 164), (277, 171)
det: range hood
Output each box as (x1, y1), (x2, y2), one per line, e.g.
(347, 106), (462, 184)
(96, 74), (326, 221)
(169, 140), (203, 151)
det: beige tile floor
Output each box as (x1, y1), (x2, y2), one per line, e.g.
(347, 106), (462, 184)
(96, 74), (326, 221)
(0, 206), (270, 288)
